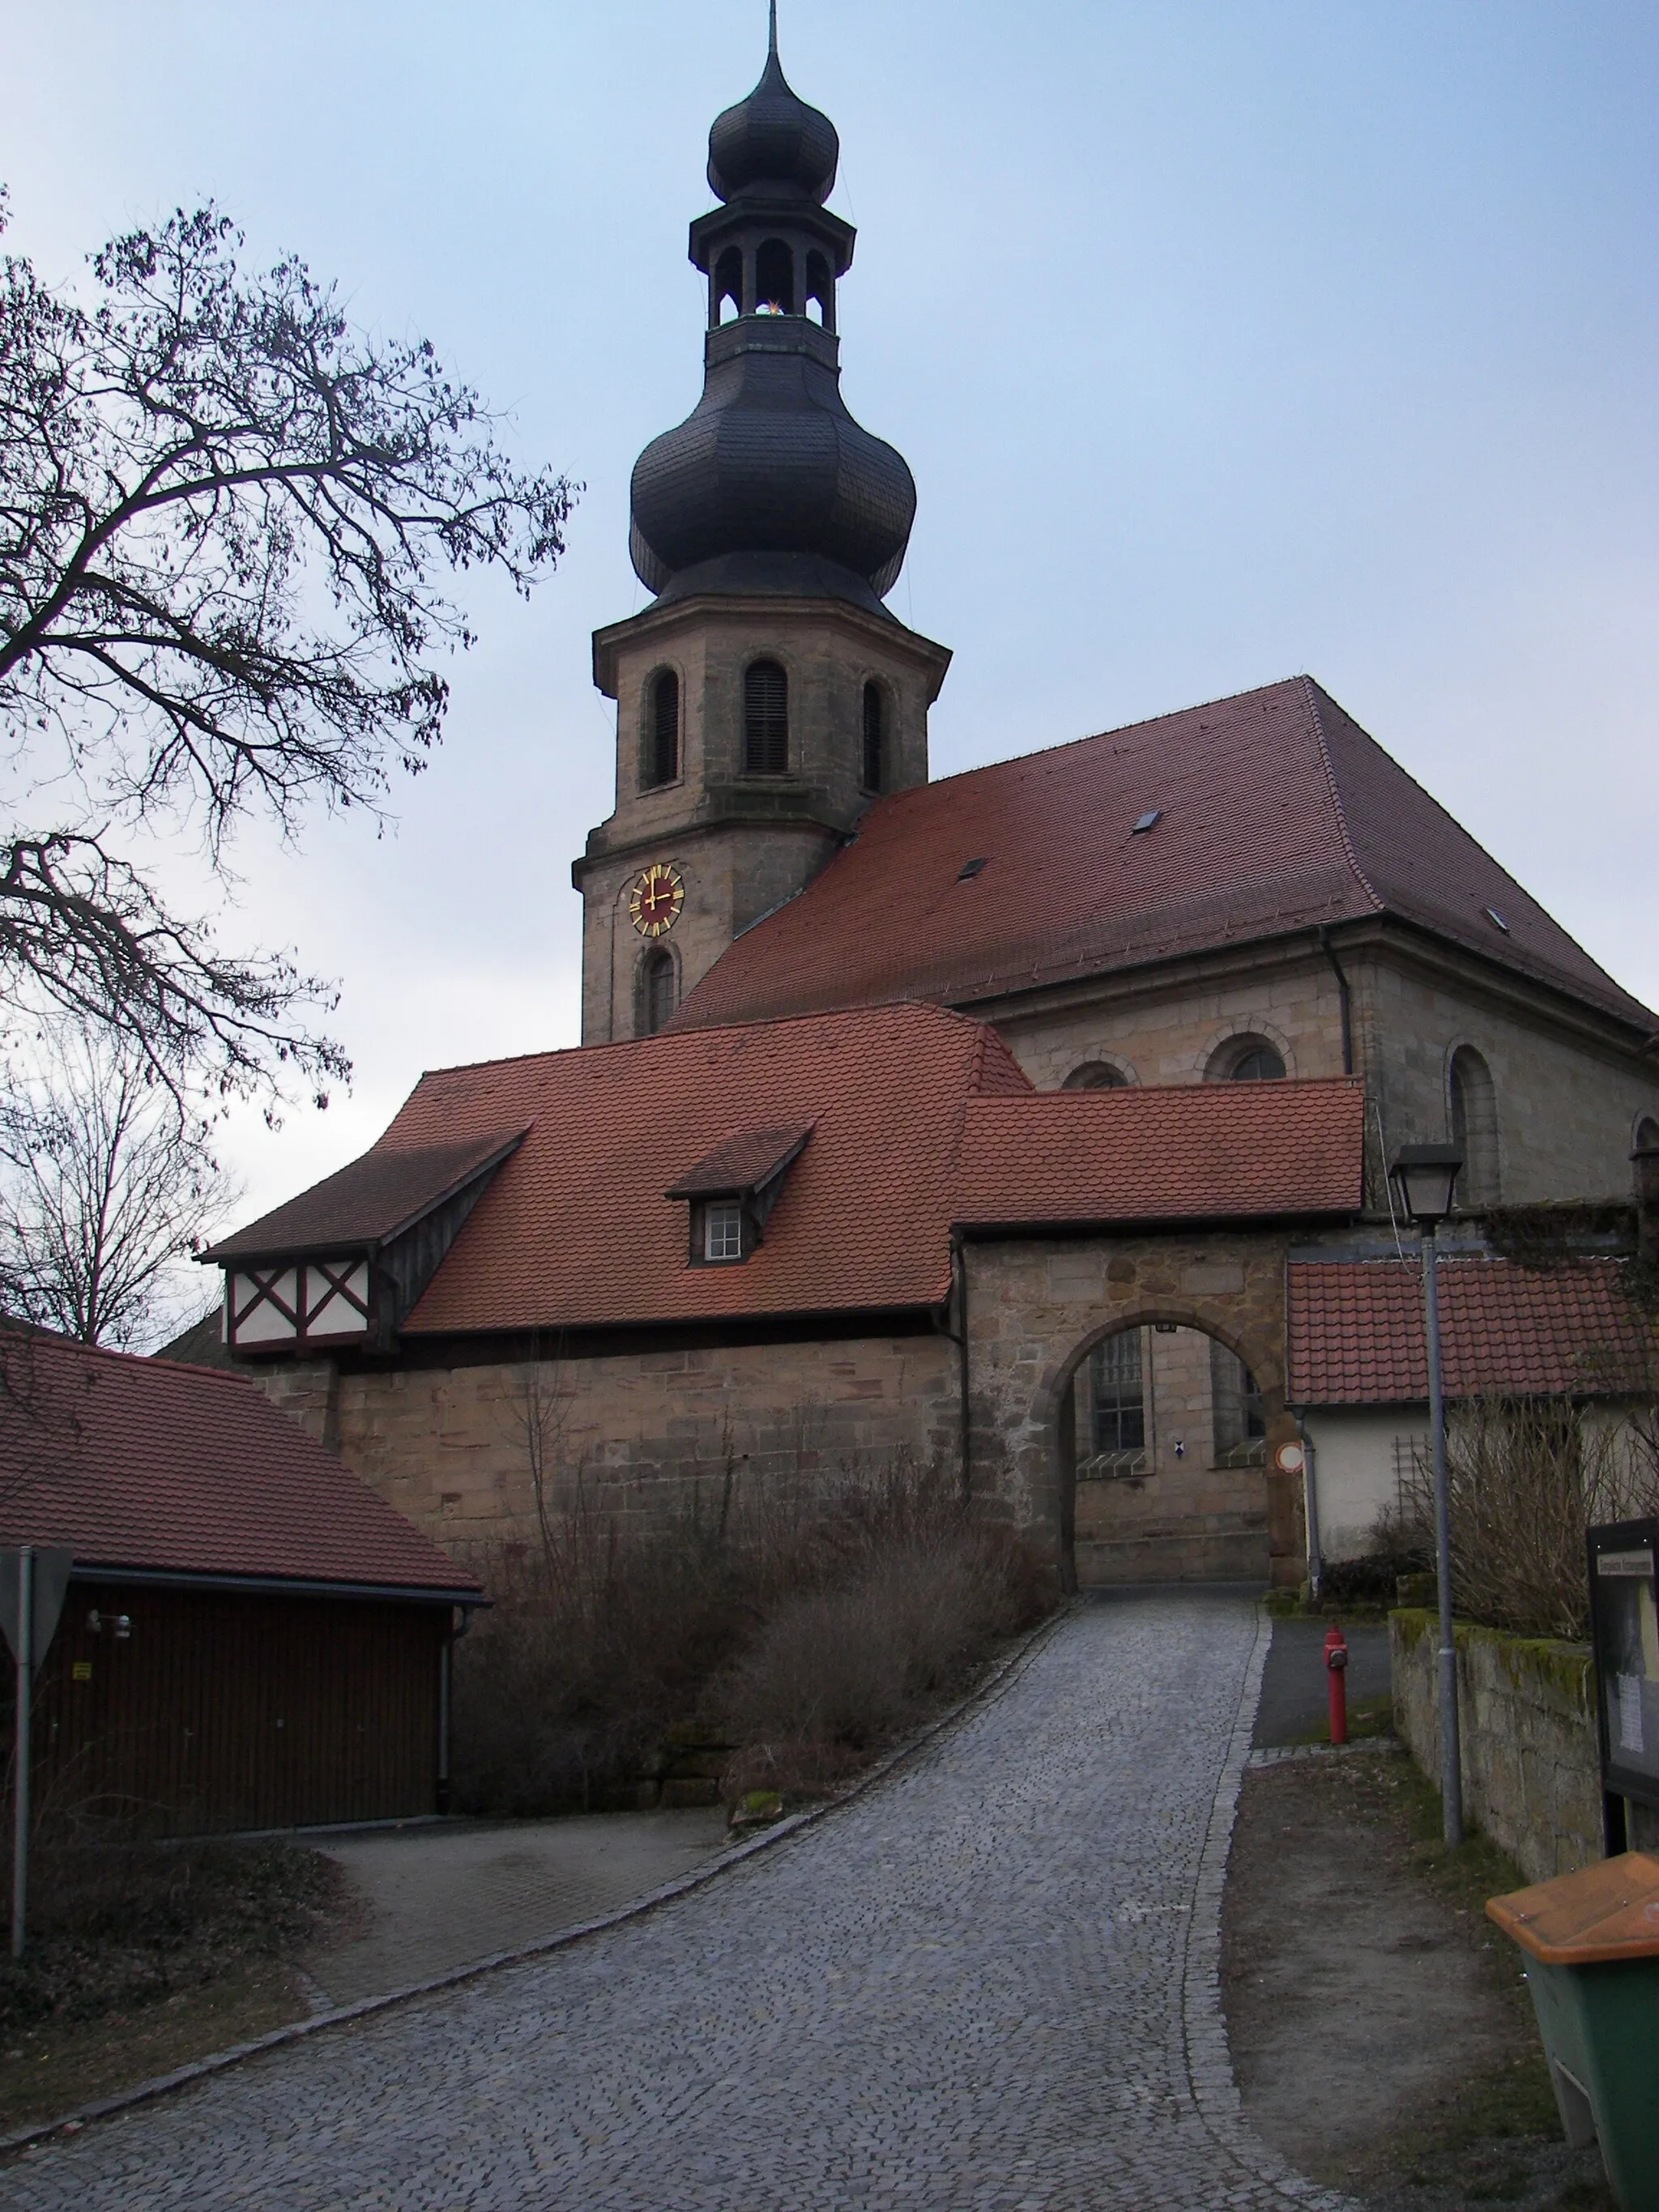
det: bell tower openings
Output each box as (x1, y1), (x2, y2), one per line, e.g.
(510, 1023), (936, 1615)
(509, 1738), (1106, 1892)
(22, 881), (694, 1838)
(574, 18), (951, 1045)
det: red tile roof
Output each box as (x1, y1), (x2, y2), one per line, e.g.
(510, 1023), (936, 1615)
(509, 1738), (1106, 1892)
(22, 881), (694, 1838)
(665, 1124), (813, 1198)
(1287, 1257), (1656, 1404)
(0, 1330), (481, 1594)
(220, 1007), (1365, 1339)
(957, 1080), (1366, 1227)
(395, 1006), (1022, 1332)
(207, 1128), (526, 1260)
(671, 677), (1653, 1035)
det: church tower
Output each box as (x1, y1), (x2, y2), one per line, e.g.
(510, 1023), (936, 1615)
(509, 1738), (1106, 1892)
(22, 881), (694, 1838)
(575, 16), (952, 1043)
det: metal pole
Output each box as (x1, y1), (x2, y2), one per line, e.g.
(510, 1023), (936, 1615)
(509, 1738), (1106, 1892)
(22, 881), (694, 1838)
(1301, 1433), (1324, 1603)
(11, 1545), (32, 1960)
(1422, 1230), (1464, 1847)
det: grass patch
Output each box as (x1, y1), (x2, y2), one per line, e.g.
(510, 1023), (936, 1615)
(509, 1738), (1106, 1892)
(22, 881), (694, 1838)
(1286, 1689), (1396, 1747)
(1343, 1749), (1614, 2207)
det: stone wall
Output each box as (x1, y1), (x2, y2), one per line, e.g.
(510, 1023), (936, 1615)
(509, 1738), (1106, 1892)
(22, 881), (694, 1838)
(265, 1332), (959, 1555)
(988, 935), (1659, 1212)
(997, 948), (1344, 1096)
(1390, 1609), (1602, 1883)
(580, 592), (949, 1042)
(1363, 949), (1659, 1208)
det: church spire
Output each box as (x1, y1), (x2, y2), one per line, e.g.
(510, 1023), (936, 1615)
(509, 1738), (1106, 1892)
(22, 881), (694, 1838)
(625, 27), (916, 615)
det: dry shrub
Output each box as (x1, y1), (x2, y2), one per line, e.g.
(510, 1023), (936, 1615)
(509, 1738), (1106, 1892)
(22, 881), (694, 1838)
(0, 1807), (339, 2031)
(714, 1531), (1034, 1751)
(1394, 1395), (1659, 1642)
(450, 1454), (1047, 1816)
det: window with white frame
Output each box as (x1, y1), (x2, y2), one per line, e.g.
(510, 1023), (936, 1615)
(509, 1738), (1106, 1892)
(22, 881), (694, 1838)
(703, 1202), (744, 1262)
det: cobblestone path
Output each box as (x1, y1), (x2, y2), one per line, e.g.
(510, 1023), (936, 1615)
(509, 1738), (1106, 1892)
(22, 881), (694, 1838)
(6, 1592), (1350, 2210)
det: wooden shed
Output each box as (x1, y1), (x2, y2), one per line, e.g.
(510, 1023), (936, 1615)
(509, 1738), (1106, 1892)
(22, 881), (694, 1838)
(0, 1327), (482, 1833)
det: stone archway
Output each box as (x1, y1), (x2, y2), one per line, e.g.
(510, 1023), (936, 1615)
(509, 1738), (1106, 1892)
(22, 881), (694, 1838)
(1047, 1313), (1289, 1588)
(965, 1234), (1303, 1592)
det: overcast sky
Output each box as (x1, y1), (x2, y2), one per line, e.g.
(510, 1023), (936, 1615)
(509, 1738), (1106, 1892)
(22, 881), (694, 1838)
(6, 0), (1657, 1243)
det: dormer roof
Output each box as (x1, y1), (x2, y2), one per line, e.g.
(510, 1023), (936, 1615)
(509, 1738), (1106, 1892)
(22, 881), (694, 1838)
(666, 1124), (813, 1200)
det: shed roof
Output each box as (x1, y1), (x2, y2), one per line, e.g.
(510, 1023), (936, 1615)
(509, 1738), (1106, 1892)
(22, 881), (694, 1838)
(670, 677), (1653, 1036)
(957, 1080), (1366, 1228)
(0, 1329), (480, 1596)
(1287, 1256), (1656, 1404)
(206, 1129), (525, 1261)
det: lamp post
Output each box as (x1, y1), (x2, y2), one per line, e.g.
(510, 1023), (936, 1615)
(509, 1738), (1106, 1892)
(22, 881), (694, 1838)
(1390, 1143), (1465, 1848)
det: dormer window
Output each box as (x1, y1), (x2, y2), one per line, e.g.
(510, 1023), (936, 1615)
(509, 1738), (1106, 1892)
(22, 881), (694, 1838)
(703, 1203), (744, 1263)
(667, 1123), (814, 1268)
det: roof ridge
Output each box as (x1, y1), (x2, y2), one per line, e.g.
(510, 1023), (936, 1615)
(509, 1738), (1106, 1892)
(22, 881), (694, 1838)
(1299, 676), (1384, 914)
(12, 1331), (250, 1392)
(411, 996), (979, 1090)
(859, 675), (1315, 816)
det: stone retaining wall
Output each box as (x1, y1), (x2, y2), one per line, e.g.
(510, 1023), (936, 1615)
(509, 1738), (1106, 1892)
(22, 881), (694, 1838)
(1390, 1608), (1601, 1884)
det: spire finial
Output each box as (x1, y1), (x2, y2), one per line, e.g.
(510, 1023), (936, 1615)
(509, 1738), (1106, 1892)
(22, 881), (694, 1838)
(768, 0), (778, 58)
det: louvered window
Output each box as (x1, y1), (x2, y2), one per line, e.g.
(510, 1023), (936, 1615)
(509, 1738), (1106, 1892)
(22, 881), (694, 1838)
(744, 659), (789, 775)
(643, 669), (680, 789)
(861, 681), (885, 792)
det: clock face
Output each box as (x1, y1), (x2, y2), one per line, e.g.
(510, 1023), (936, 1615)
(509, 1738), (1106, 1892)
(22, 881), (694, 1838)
(629, 862), (684, 938)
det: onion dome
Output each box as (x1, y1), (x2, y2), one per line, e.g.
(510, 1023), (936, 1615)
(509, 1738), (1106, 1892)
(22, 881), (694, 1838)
(629, 324), (915, 612)
(628, 22), (916, 613)
(707, 21), (838, 202)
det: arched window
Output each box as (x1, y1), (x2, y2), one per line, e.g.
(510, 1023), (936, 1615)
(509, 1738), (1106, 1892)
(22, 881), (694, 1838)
(1448, 1046), (1499, 1204)
(1206, 1034), (1286, 1082)
(805, 249), (834, 330)
(642, 669), (680, 789)
(861, 681), (885, 793)
(1063, 1061), (1128, 1090)
(743, 658), (789, 775)
(1636, 1117), (1659, 1155)
(755, 239), (794, 316)
(1210, 1340), (1267, 1466)
(639, 948), (676, 1037)
(714, 246), (743, 325)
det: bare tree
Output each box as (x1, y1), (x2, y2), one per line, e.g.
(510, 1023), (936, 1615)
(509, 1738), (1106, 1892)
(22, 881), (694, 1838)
(0, 1023), (239, 1348)
(0, 190), (574, 1106)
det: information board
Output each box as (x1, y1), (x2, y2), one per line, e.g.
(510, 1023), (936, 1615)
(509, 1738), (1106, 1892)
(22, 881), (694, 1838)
(1589, 1517), (1659, 1809)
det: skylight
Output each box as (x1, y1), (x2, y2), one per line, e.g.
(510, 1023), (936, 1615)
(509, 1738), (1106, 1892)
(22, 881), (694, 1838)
(1132, 809), (1162, 833)
(1483, 906), (1511, 933)
(957, 856), (987, 880)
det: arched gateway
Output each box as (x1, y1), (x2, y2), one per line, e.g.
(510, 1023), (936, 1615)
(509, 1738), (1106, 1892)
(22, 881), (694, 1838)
(963, 1231), (1307, 1593)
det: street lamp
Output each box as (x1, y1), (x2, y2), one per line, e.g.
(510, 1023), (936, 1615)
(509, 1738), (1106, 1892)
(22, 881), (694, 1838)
(1389, 1142), (1465, 1848)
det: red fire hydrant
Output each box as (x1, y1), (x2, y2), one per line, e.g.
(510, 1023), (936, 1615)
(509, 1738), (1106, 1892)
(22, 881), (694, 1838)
(1324, 1621), (1350, 1745)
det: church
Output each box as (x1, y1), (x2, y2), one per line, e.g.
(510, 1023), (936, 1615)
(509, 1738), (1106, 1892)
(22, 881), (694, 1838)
(203, 32), (1659, 1591)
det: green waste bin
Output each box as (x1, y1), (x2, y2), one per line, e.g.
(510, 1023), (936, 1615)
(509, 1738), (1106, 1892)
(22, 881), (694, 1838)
(1487, 1851), (1659, 2212)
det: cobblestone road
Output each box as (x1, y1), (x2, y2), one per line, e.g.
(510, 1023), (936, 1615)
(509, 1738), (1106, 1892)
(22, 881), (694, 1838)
(5, 1592), (1350, 2210)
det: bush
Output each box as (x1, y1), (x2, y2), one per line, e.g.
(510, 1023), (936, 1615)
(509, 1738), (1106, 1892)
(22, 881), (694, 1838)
(450, 1455), (1048, 1816)
(1390, 1396), (1659, 1642)
(0, 1818), (340, 2033)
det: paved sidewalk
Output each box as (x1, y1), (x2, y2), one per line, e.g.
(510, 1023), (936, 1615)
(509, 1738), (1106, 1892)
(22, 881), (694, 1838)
(305, 1807), (730, 2006)
(6, 1592), (1351, 2210)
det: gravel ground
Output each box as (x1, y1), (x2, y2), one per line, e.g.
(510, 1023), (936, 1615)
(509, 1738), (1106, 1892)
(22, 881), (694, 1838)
(2, 1592), (1353, 2211)
(303, 1807), (731, 2006)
